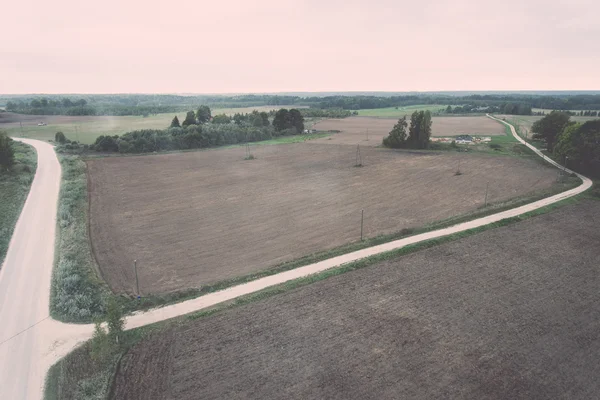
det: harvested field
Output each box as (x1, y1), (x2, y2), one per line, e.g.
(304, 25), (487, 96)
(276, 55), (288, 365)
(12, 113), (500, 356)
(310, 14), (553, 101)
(87, 143), (557, 295)
(312, 116), (506, 146)
(112, 200), (600, 400)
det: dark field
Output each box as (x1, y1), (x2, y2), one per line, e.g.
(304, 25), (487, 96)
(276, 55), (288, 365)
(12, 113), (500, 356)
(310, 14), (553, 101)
(112, 200), (600, 400)
(86, 143), (557, 295)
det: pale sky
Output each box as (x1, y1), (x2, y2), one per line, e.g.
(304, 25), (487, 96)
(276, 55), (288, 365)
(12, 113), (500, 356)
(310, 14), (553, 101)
(1, 0), (599, 94)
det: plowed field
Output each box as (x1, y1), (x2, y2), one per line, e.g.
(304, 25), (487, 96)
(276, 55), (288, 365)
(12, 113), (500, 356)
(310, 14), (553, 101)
(87, 143), (557, 295)
(112, 200), (600, 400)
(312, 116), (506, 146)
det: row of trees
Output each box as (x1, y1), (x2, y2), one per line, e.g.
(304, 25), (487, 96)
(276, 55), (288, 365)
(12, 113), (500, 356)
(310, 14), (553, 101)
(445, 103), (532, 115)
(168, 107), (305, 133)
(383, 111), (432, 149)
(531, 111), (600, 177)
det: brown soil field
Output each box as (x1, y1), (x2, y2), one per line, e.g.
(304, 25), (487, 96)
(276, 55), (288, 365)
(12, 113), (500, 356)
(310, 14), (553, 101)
(312, 116), (506, 146)
(112, 200), (600, 400)
(87, 144), (558, 295)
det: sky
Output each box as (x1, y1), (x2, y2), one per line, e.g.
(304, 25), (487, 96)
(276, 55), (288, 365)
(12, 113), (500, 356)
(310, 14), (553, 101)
(1, 0), (599, 94)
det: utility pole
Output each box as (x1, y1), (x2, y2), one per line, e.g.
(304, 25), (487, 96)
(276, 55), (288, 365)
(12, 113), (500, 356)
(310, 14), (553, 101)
(360, 209), (364, 241)
(355, 144), (362, 167)
(75, 126), (79, 143)
(19, 121), (24, 137)
(484, 181), (489, 207)
(134, 259), (140, 298)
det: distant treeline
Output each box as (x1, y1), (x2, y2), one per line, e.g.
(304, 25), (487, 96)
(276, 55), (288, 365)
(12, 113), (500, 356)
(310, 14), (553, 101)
(446, 103), (532, 115)
(5, 98), (180, 116)
(5, 93), (600, 117)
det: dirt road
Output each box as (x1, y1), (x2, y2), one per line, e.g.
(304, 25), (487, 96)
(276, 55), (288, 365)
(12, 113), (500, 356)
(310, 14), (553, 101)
(0, 116), (592, 399)
(0, 139), (61, 399)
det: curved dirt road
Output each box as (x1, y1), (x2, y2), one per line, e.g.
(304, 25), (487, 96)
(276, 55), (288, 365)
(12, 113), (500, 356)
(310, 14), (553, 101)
(0, 139), (60, 400)
(0, 118), (593, 399)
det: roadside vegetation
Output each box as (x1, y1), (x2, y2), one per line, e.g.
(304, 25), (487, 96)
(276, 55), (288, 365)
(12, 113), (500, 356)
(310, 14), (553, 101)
(0, 132), (37, 266)
(51, 155), (111, 322)
(44, 191), (594, 400)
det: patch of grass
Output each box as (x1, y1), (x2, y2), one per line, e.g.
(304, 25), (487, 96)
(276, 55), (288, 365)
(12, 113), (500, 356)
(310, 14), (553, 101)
(117, 175), (581, 316)
(0, 140), (37, 266)
(51, 155), (112, 322)
(249, 132), (330, 145)
(44, 192), (588, 400)
(356, 105), (447, 117)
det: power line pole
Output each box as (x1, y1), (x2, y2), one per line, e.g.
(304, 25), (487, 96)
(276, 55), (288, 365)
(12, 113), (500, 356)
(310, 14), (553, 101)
(360, 209), (364, 241)
(484, 181), (490, 207)
(355, 144), (362, 167)
(134, 259), (140, 299)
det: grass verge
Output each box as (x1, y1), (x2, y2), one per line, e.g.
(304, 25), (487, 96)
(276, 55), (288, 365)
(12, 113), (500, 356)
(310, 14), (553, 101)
(0, 140), (37, 266)
(50, 155), (112, 322)
(44, 191), (592, 400)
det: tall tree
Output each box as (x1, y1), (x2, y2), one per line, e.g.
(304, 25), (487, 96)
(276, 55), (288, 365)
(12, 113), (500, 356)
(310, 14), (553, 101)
(182, 111), (197, 127)
(196, 105), (212, 123)
(406, 111), (433, 149)
(170, 115), (181, 128)
(531, 111), (571, 152)
(273, 109), (290, 132)
(420, 110), (432, 149)
(259, 112), (270, 126)
(289, 109), (305, 133)
(0, 132), (15, 170)
(382, 117), (408, 148)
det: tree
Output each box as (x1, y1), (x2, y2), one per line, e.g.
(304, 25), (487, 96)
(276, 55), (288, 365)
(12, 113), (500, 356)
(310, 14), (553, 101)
(196, 105), (212, 123)
(0, 131), (15, 170)
(289, 109), (305, 133)
(531, 111), (571, 152)
(233, 113), (246, 125)
(212, 114), (231, 124)
(106, 298), (124, 344)
(405, 111), (432, 149)
(170, 115), (181, 128)
(55, 131), (67, 144)
(259, 112), (270, 126)
(273, 109), (290, 131)
(94, 135), (119, 152)
(382, 117), (408, 148)
(554, 120), (600, 177)
(30, 99), (41, 108)
(446, 105), (452, 113)
(182, 111), (197, 127)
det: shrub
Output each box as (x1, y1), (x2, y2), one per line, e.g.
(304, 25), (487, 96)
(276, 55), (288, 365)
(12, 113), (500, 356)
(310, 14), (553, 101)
(55, 131), (67, 144)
